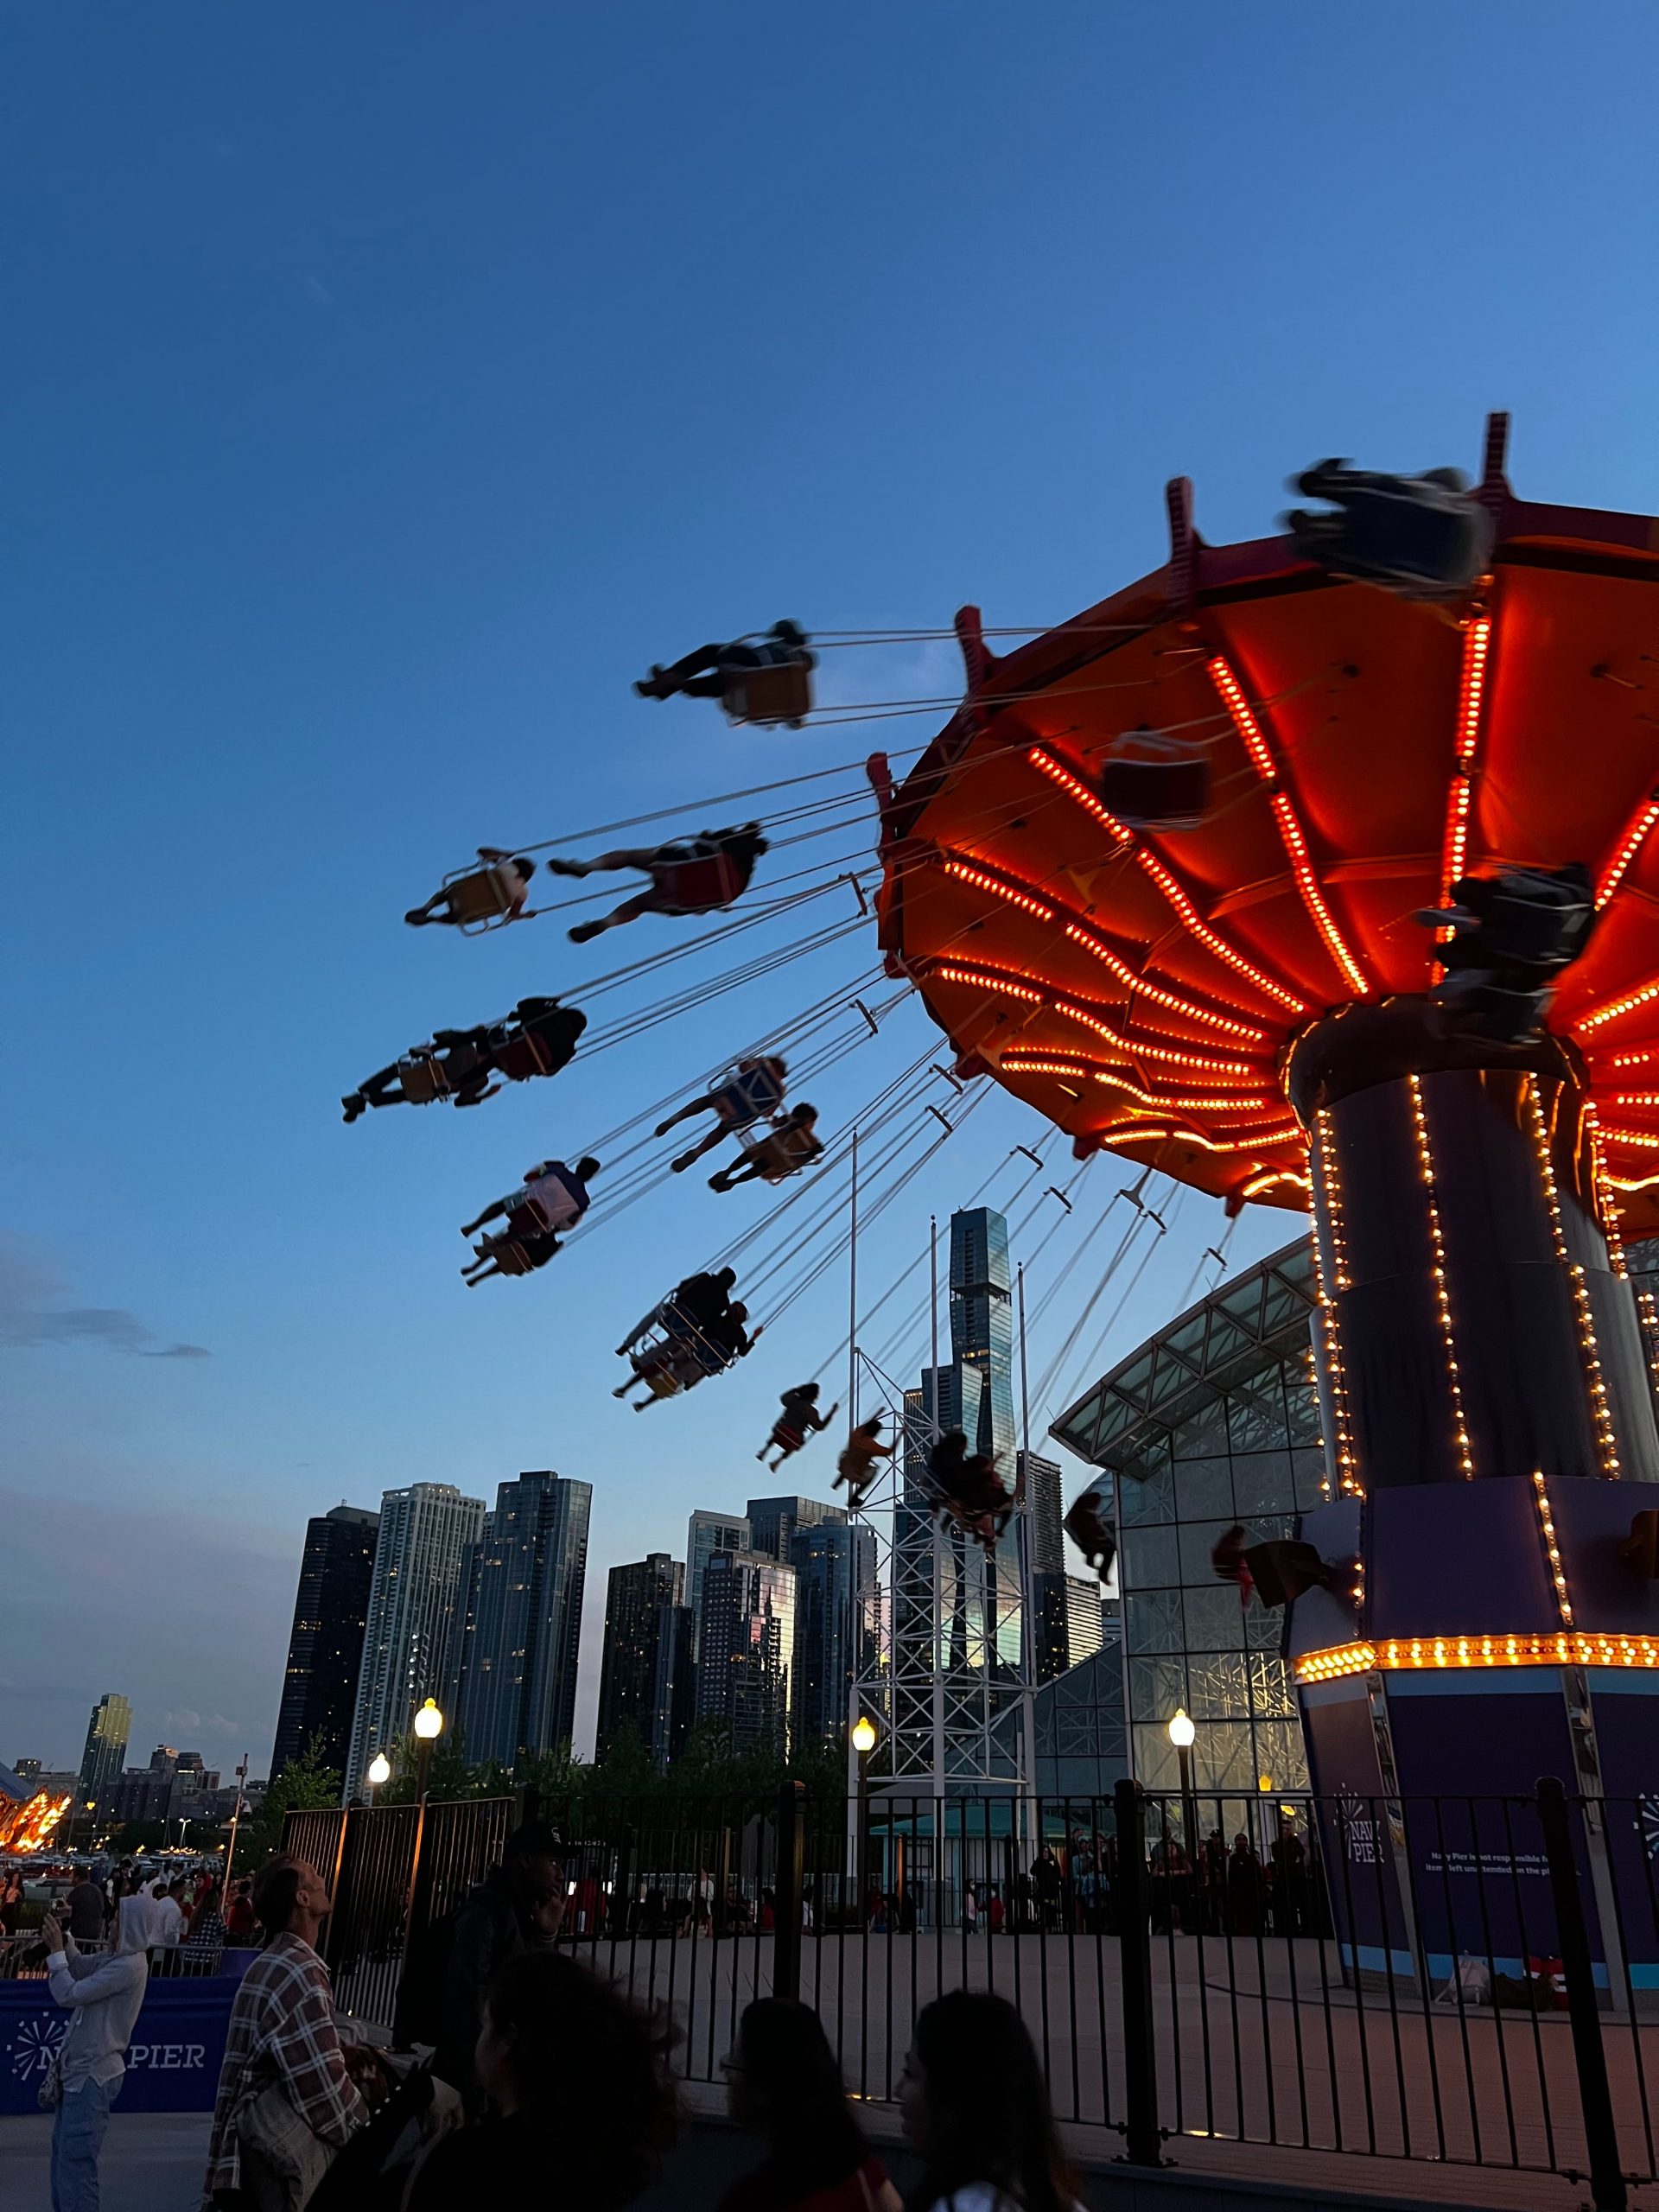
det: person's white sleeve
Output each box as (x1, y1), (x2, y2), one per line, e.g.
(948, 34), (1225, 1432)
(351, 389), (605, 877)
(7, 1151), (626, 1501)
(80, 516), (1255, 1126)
(47, 1951), (141, 2008)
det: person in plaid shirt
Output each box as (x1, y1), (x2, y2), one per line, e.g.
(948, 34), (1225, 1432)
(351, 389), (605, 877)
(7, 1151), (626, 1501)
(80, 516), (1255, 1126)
(202, 1857), (384, 2209)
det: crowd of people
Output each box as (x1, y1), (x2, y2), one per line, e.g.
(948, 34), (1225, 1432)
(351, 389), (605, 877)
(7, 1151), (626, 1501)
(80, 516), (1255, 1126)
(30, 1811), (1327, 2209)
(171, 1827), (1080, 2212)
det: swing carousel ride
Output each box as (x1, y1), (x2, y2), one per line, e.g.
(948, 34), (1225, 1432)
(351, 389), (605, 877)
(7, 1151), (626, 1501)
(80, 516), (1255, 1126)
(375, 411), (1659, 1806)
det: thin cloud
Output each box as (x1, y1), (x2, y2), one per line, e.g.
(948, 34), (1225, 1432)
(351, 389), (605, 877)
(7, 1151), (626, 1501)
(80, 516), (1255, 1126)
(0, 1235), (209, 1359)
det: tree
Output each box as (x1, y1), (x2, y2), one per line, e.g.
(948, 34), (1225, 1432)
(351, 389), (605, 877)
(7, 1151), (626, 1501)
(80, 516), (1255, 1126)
(241, 1737), (340, 1867)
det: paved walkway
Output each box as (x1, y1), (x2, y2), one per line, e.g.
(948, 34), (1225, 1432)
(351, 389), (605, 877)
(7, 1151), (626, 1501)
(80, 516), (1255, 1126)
(571, 1929), (1659, 2208)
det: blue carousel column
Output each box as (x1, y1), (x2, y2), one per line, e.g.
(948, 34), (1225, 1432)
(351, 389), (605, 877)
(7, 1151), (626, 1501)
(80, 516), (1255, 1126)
(1282, 1009), (1659, 1983)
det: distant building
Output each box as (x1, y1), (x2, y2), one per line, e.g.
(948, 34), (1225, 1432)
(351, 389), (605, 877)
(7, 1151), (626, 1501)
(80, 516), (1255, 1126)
(1032, 1569), (1107, 1683)
(745, 1494), (844, 1563)
(685, 1511), (750, 1654)
(1019, 1451), (1065, 1578)
(596, 1554), (683, 1760)
(107, 1747), (219, 1827)
(453, 1473), (592, 1770)
(788, 1520), (877, 1746)
(346, 1483), (486, 1799)
(11, 1759), (41, 1785)
(888, 1207), (1025, 1789)
(272, 1504), (380, 1781)
(696, 1550), (797, 1755)
(78, 1694), (131, 1817)
(649, 1605), (698, 1771)
(1049, 1236), (1322, 1794)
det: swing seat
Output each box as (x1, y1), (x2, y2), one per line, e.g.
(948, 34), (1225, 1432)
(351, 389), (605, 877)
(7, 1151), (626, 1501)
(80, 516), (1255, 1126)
(502, 1195), (544, 1240)
(1100, 727), (1211, 830)
(493, 1029), (560, 1083)
(444, 862), (522, 930)
(643, 1365), (683, 1400)
(398, 1052), (451, 1105)
(738, 1126), (823, 1183)
(483, 1236), (537, 1276)
(721, 658), (814, 728)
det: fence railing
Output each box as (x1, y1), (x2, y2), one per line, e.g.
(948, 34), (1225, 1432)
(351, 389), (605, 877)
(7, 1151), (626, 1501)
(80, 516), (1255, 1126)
(0, 1931), (232, 1981)
(285, 1777), (1659, 2211)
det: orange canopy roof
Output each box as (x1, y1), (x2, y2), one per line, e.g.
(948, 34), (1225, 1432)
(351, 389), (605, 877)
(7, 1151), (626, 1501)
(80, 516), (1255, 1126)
(875, 423), (1659, 1236)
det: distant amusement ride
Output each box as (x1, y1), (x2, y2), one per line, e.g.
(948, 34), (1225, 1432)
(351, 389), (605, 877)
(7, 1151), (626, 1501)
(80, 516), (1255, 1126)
(348, 415), (1659, 1800)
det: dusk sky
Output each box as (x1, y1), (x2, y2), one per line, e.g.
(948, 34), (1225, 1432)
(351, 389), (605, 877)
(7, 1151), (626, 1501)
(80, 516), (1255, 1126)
(6, 5), (1656, 1779)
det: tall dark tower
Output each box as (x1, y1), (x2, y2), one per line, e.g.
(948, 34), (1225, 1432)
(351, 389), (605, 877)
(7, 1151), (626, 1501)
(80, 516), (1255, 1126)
(272, 1506), (379, 1780)
(454, 1473), (592, 1766)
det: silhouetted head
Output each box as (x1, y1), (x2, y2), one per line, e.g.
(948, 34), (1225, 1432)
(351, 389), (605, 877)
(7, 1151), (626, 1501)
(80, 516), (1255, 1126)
(726, 1999), (868, 2186)
(716, 1268), (737, 1293)
(575, 1158), (601, 1181)
(479, 1952), (677, 2209)
(901, 1990), (1077, 2212)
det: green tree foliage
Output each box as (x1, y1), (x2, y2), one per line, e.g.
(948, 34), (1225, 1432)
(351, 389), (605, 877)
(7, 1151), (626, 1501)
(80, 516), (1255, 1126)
(242, 1737), (341, 1866)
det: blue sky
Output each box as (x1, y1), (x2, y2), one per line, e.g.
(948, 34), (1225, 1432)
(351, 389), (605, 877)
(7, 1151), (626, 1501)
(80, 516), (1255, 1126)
(5, 3), (1657, 1777)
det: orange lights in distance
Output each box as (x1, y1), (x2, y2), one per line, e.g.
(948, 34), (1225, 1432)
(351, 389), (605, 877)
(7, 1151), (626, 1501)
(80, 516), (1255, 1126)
(0, 1789), (72, 1854)
(1294, 1633), (1659, 1686)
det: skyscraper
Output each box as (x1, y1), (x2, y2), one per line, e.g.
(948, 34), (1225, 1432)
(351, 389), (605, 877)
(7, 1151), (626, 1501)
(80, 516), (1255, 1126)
(685, 1511), (750, 1651)
(745, 1494), (844, 1562)
(696, 1550), (797, 1754)
(346, 1483), (486, 1799)
(596, 1554), (683, 1759)
(454, 1473), (592, 1769)
(887, 1205), (1028, 1785)
(77, 1694), (130, 1816)
(272, 1505), (380, 1780)
(789, 1520), (877, 1745)
(649, 1605), (697, 1771)
(1020, 1452), (1065, 1577)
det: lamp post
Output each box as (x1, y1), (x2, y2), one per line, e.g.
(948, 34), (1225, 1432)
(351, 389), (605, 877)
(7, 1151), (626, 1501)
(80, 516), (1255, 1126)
(365, 1752), (391, 1809)
(1168, 1708), (1198, 1852)
(852, 1713), (876, 1916)
(412, 1699), (444, 1802)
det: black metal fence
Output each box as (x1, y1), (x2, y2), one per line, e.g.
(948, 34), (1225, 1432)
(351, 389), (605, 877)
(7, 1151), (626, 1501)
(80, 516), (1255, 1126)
(286, 1779), (1659, 2210)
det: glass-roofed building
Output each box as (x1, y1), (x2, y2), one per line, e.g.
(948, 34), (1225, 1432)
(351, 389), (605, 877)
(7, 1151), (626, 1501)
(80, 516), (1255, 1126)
(1049, 1237), (1325, 1796)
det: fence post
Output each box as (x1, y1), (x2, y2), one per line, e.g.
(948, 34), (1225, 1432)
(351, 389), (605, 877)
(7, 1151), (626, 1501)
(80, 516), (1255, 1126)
(1536, 1776), (1626, 2212)
(774, 1782), (805, 2001)
(1114, 1777), (1163, 2167)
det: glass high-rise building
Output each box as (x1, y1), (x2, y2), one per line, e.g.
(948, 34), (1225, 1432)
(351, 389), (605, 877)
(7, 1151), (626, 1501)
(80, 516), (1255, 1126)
(453, 1473), (592, 1770)
(887, 1206), (1027, 1784)
(272, 1505), (380, 1780)
(1020, 1451), (1065, 1576)
(788, 1519), (878, 1746)
(696, 1550), (798, 1754)
(746, 1494), (844, 1562)
(1051, 1238), (1323, 1795)
(649, 1605), (698, 1771)
(596, 1554), (683, 1760)
(77, 1694), (131, 1816)
(346, 1483), (486, 1798)
(685, 1511), (750, 1656)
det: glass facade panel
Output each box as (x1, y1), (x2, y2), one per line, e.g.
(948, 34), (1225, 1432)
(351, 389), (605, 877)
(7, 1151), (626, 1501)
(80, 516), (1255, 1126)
(1129, 1655), (1188, 1721)
(1181, 1584), (1248, 1650)
(1051, 1236), (1319, 1797)
(1173, 1457), (1233, 1519)
(1230, 1452), (1294, 1517)
(1125, 1592), (1185, 1653)
(1120, 1459), (1175, 1525)
(1120, 1524), (1180, 1588)
(1228, 1376), (1287, 1451)
(1171, 1402), (1230, 1459)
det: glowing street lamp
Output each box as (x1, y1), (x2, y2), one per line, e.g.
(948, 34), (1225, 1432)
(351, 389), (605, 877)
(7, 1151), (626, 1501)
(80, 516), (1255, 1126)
(365, 1752), (391, 1808)
(412, 1699), (444, 1801)
(1168, 1708), (1198, 1847)
(853, 1713), (878, 1904)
